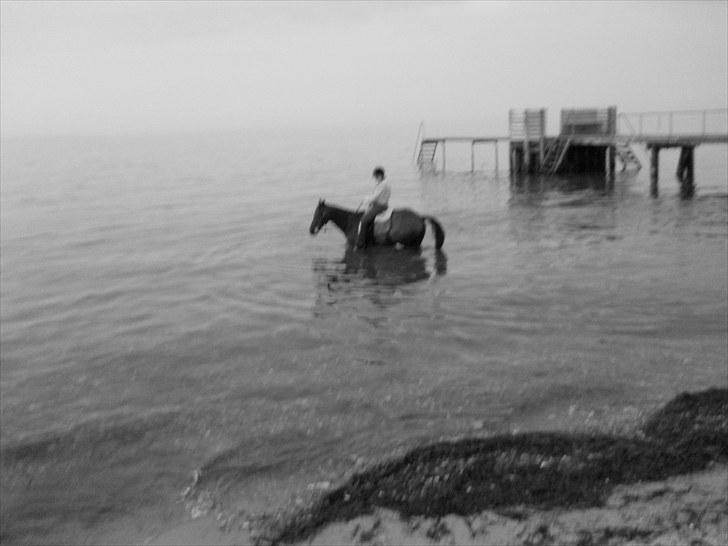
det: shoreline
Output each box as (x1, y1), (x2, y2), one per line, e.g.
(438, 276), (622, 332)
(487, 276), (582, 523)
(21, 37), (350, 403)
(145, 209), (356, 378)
(144, 388), (727, 546)
(298, 464), (728, 546)
(146, 464), (728, 546)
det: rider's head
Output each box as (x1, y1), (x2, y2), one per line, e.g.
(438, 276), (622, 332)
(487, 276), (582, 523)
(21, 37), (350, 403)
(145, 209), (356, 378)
(372, 166), (385, 182)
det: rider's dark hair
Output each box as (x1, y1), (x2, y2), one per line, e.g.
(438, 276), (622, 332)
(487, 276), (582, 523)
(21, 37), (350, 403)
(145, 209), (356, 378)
(372, 166), (385, 179)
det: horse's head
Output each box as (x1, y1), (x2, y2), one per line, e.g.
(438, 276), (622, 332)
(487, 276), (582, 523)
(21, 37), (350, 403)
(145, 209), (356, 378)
(309, 199), (328, 235)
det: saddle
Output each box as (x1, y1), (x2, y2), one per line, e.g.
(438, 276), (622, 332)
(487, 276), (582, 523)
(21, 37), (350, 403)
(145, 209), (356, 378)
(357, 207), (428, 248)
(370, 210), (398, 245)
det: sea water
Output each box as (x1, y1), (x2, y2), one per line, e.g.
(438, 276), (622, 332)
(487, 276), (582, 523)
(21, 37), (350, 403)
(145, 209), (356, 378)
(1, 127), (726, 543)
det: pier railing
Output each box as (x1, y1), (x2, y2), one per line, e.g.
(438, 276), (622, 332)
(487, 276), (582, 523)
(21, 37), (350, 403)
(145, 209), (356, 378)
(618, 109), (728, 140)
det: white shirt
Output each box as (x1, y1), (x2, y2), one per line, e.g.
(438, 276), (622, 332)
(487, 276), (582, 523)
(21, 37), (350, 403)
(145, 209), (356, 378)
(364, 181), (391, 209)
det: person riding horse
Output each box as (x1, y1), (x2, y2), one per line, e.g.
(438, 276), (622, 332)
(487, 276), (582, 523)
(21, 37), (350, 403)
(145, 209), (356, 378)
(310, 200), (445, 249)
(356, 167), (391, 248)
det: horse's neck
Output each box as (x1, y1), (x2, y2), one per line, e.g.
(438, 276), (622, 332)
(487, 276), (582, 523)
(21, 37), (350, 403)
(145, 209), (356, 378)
(327, 205), (360, 237)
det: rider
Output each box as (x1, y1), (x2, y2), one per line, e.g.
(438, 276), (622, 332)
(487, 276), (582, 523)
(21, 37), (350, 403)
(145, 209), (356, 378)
(356, 166), (391, 248)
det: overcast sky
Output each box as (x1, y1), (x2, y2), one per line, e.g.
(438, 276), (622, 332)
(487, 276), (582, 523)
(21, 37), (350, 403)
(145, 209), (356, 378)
(1, 0), (726, 136)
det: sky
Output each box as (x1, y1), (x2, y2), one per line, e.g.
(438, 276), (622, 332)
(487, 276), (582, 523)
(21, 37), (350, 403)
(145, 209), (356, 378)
(1, 0), (727, 136)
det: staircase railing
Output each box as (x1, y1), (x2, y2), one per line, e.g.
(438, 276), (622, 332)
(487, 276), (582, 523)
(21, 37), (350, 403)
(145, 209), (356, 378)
(550, 136), (572, 174)
(541, 138), (561, 170)
(413, 121), (425, 164)
(541, 135), (572, 174)
(617, 112), (636, 144)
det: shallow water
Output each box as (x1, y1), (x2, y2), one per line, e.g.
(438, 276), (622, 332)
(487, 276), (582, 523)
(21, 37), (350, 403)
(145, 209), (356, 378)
(1, 128), (726, 543)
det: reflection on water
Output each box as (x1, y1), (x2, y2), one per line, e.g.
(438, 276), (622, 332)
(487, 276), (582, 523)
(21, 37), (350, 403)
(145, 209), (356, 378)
(509, 172), (615, 200)
(312, 247), (447, 311)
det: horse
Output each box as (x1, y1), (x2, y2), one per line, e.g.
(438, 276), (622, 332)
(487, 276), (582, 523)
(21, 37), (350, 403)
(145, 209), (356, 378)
(309, 200), (445, 249)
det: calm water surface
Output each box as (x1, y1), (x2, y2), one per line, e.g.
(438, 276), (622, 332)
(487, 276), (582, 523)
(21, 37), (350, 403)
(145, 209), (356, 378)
(1, 129), (726, 543)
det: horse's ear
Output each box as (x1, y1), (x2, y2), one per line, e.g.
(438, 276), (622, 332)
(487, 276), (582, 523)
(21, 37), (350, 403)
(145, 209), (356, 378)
(319, 198), (325, 205)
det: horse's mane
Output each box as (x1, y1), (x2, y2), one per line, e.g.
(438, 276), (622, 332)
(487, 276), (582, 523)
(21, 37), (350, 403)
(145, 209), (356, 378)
(321, 201), (362, 216)
(323, 201), (354, 211)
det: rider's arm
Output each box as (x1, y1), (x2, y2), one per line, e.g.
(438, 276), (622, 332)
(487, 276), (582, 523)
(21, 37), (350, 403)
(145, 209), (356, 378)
(368, 183), (391, 209)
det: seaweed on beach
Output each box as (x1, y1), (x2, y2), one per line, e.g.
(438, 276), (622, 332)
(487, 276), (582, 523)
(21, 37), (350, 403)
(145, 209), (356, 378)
(642, 387), (728, 457)
(269, 388), (728, 544)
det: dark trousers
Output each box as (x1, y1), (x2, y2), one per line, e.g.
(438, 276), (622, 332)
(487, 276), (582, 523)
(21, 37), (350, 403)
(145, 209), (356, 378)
(356, 204), (388, 247)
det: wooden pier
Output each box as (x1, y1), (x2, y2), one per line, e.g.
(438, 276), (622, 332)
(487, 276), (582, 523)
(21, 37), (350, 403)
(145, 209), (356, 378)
(415, 107), (728, 197)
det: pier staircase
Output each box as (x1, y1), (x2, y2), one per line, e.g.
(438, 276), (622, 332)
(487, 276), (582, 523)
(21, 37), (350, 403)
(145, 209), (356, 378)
(541, 137), (571, 174)
(615, 142), (642, 171)
(417, 139), (438, 169)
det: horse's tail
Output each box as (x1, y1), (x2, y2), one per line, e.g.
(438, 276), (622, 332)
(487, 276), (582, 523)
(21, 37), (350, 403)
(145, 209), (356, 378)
(425, 216), (445, 249)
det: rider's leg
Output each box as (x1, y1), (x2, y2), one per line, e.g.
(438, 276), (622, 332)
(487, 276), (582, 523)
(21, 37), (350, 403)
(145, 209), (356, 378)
(356, 208), (377, 248)
(356, 204), (388, 248)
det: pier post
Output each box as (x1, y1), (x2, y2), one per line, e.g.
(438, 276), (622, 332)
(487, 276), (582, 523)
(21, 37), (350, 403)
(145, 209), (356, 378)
(685, 147), (694, 185)
(511, 144), (526, 175)
(441, 140), (446, 173)
(677, 146), (695, 198)
(609, 145), (616, 177)
(538, 138), (545, 172)
(677, 148), (684, 177)
(471, 141), (475, 173)
(605, 145), (615, 177)
(649, 145), (660, 197)
(538, 109), (546, 169)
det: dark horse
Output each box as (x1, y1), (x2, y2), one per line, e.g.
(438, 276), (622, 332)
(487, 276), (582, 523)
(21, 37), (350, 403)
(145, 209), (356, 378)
(309, 200), (445, 249)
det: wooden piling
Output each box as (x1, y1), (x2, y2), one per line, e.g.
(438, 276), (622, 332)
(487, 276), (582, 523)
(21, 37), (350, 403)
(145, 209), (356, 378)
(676, 146), (694, 182)
(677, 147), (687, 179)
(538, 110), (546, 168)
(605, 145), (615, 177)
(677, 145), (694, 197)
(649, 145), (660, 197)
(609, 145), (616, 176)
(685, 147), (694, 185)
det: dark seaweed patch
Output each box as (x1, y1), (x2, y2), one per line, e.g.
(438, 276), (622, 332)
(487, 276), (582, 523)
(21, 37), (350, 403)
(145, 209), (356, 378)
(270, 388), (728, 544)
(643, 387), (728, 458)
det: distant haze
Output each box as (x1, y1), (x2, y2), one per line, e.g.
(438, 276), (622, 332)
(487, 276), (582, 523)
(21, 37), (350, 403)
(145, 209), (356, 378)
(1, 0), (727, 136)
